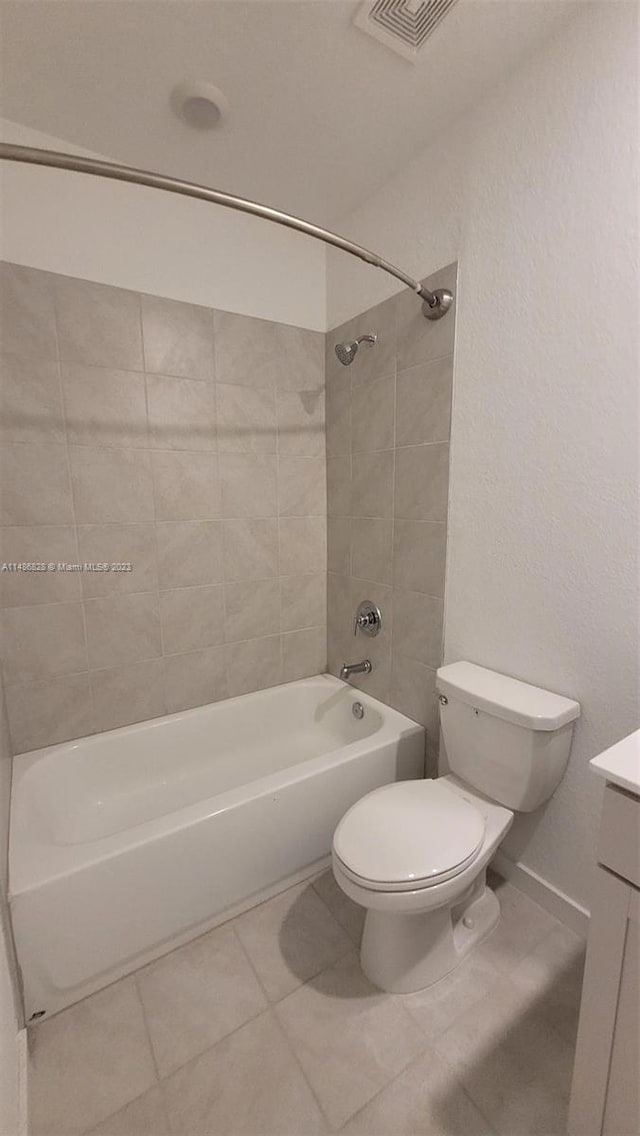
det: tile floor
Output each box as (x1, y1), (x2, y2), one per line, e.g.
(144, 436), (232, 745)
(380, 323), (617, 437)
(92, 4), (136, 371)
(28, 870), (585, 1136)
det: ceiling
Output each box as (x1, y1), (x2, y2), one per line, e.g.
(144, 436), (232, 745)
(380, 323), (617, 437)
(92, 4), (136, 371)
(0, 0), (581, 224)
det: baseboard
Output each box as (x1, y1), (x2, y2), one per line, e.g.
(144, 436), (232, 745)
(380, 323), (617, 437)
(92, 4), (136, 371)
(491, 850), (589, 939)
(17, 1027), (28, 1136)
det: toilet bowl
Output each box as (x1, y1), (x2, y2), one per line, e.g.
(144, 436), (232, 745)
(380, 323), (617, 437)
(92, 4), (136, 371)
(332, 661), (580, 994)
(332, 775), (513, 992)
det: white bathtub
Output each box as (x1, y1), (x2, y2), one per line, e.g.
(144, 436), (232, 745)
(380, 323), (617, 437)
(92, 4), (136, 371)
(9, 674), (424, 1021)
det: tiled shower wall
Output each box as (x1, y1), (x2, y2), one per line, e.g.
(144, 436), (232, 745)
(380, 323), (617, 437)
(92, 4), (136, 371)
(326, 263), (456, 763)
(0, 262), (326, 754)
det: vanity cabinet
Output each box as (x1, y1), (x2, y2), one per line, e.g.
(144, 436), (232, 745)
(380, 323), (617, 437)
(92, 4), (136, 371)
(569, 746), (640, 1136)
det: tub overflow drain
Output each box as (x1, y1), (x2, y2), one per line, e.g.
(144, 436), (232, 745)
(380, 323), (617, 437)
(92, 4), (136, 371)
(352, 702), (365, 720)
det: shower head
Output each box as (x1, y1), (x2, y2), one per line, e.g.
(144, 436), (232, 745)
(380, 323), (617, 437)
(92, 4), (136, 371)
(334, 334), (377, 366)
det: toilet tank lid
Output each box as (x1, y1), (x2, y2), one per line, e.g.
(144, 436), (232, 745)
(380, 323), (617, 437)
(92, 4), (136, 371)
(436, 662), (580, 731)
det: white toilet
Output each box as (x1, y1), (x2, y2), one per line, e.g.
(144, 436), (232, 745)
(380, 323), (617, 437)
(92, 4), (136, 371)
(332, 661), (580, 994)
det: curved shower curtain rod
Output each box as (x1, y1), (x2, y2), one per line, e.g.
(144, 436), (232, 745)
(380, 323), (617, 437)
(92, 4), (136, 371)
(0, 143), (453, 321)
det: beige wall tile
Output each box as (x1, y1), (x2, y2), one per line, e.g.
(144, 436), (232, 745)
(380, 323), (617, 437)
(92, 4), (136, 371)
(348, 294), (397, 388)
(0, 442), (73, 525)
(327, 455), (351, 517)
(277, 389), (325, 456)
(280, 574), (326, 632)
(152, 451), (220, 521)
(351, 451), (394, 518)
(224, 578), (280, 643)
(326, 384), (351, 457)
(0, 262), (57, 360)
(396, 356), (453, 447)
(277, 456), (326, 517)
(282, 627), (326, 681)
(214, 311), (323, 392)
(274, 326), (324, 393)
(141, 294), (213, 381)
(1, 601), (87, 685)
(390, 655), (438, 737)
(55, 276), (143, 371)
(70, 446), (154, 523)
(84, 592), (161, 670)
(392, 588), (443, 668)
(351, 375), (395, 453)
(163, 645), (227, 713)
(396, 263), (457, 371)
(392, 520), (447, 596)
(62, 364), (148, 449)
(327, 516), (351, 575)
(28, 976), (155, 1135)
(226, 634), (282, 697)
(394, 443), (449, 522)
(279, 517), (326, 576)
(90, 659), (166, 733)
(0, 526), (81, 606)
(146, 375), (216, 451)
(77, 524), (158, 598)
(350, 518), (392, 584)
(0, 354), (65, 444)
(6, 673), (95, 754)
(220, 453), (277, 517)
(223, 518), (278, 581)
(216, 383), (276, 453)
(160, 584), (225, 654)
(214, 310), (281, 390)
(156, 521), (223, 589)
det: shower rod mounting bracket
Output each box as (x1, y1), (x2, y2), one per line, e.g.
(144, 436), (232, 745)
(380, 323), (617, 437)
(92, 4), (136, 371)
(420, 287), (454, 320)
(0, 143), (455, 321)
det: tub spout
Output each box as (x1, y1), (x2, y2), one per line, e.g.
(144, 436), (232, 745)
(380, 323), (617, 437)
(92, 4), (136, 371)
(339, 660), (372, 681)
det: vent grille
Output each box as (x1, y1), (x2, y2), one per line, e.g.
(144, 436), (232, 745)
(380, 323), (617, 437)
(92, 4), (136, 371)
(354, 0), (458, 62)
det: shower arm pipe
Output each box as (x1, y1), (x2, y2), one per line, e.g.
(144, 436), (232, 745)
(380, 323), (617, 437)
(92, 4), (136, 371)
(0, 143), (453, 320)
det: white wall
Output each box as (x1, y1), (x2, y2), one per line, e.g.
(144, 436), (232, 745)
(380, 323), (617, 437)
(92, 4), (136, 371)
(0, 120), (326, 330)
(328, 2), (639, 911)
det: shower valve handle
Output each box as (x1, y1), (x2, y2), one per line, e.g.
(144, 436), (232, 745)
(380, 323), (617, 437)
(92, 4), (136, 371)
(353, 601), (382, 638)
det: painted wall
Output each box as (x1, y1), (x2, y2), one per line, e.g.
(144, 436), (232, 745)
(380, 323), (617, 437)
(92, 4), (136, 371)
(327, 2), (639, 910)
(0, 120), (326, 331)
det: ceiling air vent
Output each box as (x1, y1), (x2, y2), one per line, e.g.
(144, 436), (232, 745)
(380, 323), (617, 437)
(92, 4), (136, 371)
(354, 0), (459, 63)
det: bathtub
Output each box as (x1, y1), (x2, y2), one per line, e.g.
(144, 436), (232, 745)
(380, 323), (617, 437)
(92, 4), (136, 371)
(9, 674), (424, 1021)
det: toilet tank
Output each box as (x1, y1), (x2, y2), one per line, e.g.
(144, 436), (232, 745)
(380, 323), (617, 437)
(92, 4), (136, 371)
(436, 662), (580, 812)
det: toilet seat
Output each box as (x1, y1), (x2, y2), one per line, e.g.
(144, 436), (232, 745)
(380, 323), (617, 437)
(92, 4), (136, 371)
(332, 779), (486, 893)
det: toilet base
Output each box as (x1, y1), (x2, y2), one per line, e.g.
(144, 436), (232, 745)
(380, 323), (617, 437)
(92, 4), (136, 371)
(360, 877), (500, 994)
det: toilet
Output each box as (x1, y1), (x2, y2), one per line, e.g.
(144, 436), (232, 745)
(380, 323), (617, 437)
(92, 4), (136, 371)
(332, 661), (580, 994)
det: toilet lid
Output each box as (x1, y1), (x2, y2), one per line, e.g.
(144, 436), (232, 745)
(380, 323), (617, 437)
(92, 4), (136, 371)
(333, 780), (486, 889)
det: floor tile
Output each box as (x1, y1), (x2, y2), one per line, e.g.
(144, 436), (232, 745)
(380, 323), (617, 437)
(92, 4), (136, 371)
(474, 880), (559, 976)
(312, 869), (366, 945)
(509, 923), (586, 1045)
(136, 922), (267, 1077)
(341, 1047), (495, 1135)
(432, 981), (575, 1136)
(276, 951), (427, 1129)
(86, 1087), (169, 1136)
(161, 1010), (327, 1135)
(400, 948), (503, 1043)
(234, 881), (352, 1002)
(29, 977), (156, 1136)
